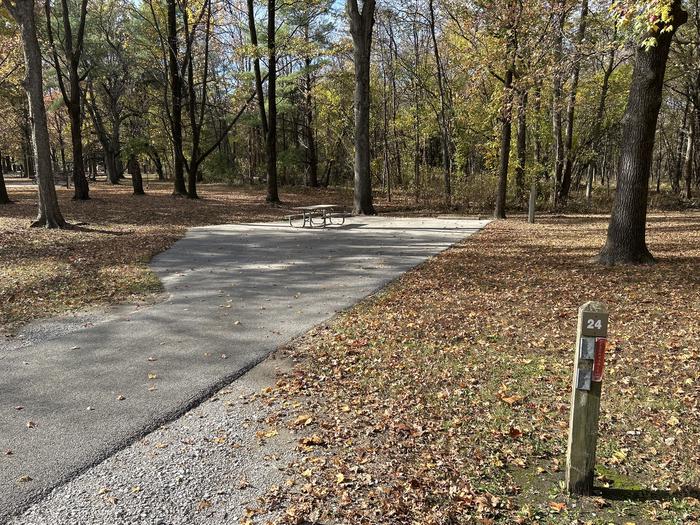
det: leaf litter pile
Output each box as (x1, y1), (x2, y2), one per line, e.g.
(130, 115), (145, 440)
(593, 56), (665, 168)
(253, 214), (700, 525)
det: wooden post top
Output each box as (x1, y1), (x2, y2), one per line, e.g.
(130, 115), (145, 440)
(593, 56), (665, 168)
(579, 301), (607, 314)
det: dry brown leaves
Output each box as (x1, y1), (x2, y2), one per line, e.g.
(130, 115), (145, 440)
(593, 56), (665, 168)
(258, 213), (700, 524)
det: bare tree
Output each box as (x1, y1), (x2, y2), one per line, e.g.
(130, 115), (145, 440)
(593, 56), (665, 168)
(558, 0), (589, 203)
(45, 0), (90, 200)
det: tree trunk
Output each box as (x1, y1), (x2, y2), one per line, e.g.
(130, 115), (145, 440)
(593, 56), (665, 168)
(104, 148), (120, 184)
(412, 13), (421, 203)
(304, 54), (319, 187)
(494, 65), (514, 220)
(0, 149), (11, 204)
(168, 0), (187, 196)
(348, 0), (376, 215)
(551, 1), (565, 204)
(528, 181), (537, 224)
(585, 164), (594, 200)
(597, 2), (686, 265)
(559, 0), (588, 203)
(68, 102), (89, 199)
(684, 110), (695, 199)
(380, 30), (390, 194)
(387, 20), (401, 189)
(150, 149), (164, 180)
(515, 90), (528, 205)
(672, 101), (689, 193)
(265, 0), (279, 203)
(247, 0), (268, 140)
(45, 0), (90, 200)
(127, 154), (145, 195)
(10, 0), (66, 227)
(428, 0), (451, 205)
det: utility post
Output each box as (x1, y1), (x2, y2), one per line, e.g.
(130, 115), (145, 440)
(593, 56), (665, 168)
(566, 301), (609, 495)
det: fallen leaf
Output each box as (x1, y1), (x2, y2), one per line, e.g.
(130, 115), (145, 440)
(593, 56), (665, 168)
(548, 501), (566, 513)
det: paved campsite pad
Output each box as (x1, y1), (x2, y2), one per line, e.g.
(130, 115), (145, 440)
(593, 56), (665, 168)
(0, 216), (489, 522)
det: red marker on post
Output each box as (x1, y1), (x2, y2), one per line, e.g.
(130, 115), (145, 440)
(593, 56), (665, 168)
(592, 337), (607, 382)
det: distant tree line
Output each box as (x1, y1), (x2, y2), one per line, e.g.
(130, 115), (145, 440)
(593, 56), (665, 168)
(0, 0), (696, 263)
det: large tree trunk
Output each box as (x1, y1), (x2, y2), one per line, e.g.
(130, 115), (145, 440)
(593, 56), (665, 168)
(348, 0), (376, 215)
(9, 0), (67, 227)
(265, 0), (279, 203)
(558, 0), (588, 203)
(168, 0), (187, 196)
(104, 148), (120, 184)
(597, 2), (686, 265)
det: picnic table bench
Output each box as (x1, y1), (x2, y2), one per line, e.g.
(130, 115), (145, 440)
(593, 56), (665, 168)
(287, 204), (348, 228)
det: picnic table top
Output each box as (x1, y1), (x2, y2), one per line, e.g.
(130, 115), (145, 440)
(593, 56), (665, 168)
(291, 204), (341, 211)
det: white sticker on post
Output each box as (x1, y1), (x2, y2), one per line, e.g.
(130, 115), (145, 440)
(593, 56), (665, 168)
(577, 369), (592, 391)
(579, 336), (596, 360)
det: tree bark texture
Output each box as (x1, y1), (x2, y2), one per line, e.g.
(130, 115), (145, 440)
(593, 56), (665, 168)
(9, 0), (67, 227)
(168, 0), (187, 196)
(494, 67), (513, 219)
(348, 0), (376, 215)
(597, 2), (686, 265)
(128, 154), (145, 195)
(0, 150), (10, 204)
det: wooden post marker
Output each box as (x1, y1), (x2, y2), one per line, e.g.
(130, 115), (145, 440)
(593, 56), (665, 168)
(527, 182), (537, 224)
(566, 301), (609, 495)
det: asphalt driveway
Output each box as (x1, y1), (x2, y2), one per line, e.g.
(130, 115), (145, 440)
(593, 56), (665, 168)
(0, 216), (489, 522)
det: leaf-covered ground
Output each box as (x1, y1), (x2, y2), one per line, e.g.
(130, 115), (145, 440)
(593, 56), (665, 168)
(0, 182), (424, 335)
(253, 214), (700, 525)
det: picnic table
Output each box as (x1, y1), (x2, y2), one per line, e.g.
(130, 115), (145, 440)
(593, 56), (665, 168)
(288, 204), (347, 228)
